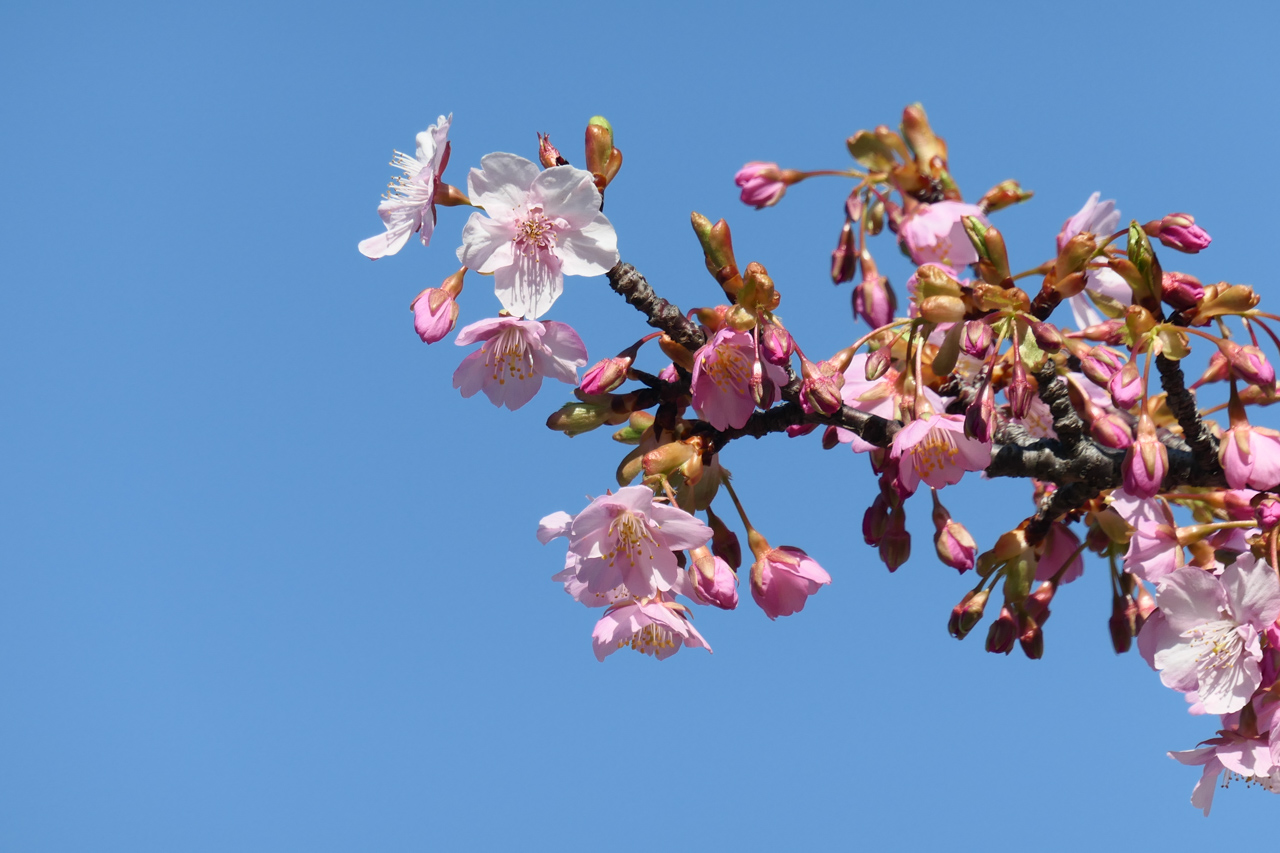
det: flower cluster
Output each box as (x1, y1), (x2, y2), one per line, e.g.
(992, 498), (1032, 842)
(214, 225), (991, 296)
(359, 104), (1280, 814)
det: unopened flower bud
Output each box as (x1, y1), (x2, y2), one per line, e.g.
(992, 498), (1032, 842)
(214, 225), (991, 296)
(863, 493), (891, 546)
(948, 588), (990, 640)
(965, 381), (997, 443)
(1091, 413), (1134, 449)
(977, 179), (1033, 213)
(410, 285), (461, 344)
(962, 320), (994, 359)
(935, 519), (977, 573)
(864, 346), (893, 381)
(1056, 233), (1097, 279)
(821, 425), (841, 449)
(1256, 496), (1280, 531)
(1123, 415), (1167, 499)
(642, 439), (697, 478)
(546, 402), (613, 437)
(1027, 320), (1063, 353)
(734, 161), (799, 209)
(758, 323), (794, 366)
(799, 356), (845, 416)
(1079, 345), (1123, 387)
(865, 198), (885, 235)
(580, 356), (632, 395)
(690, 548), (739, 610)
(1218, 340), (1276, 390)
(1161, 271), (1204, 313)
(705, 508), (741, 570)
(1109, 593), (1137, 654)
(1108, 360), (1143, 410)
(1024, 581), (1056, 626)
(1007, 358), (1034, 419)
(584, 116), (614, 181)
(1018, 611), (1044, 659)
(853, 270), (896, 329)
(537, 132), (565, 168)
(831, 219), (857, 284)
(1193, 351), (1230, 388)
(1144, 213), (1212, 254)
(879, 506), (911, 572)
(750, 358), (774, 409)
(985, 606), (1018, 655)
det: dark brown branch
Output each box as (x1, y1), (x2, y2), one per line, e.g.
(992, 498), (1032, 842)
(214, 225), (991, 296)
(1156, 353), (1223, 483)
(606, 262), (706, 351)
(1035, 360), (1086, 454)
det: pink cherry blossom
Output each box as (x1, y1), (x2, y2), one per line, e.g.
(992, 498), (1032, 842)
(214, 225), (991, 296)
(690, 552), (739, 610)
(691, 328), (786, 430)
(734, 162), (789, 208)
(1141, 556), (1280, 715)
(411, 287), (459, 344)
(1220, 424), (1280, 491)
(591, 598), (711, 661)
(537, 486), (712, 600)
(457, 153), (619, 319)
(1057, 193), (1133, 329)
(1124, 518), (1184, 584)
(1035, 522), (1084, 585)
(900, 201), (988, 268)
(835, 354), (944, 452)
(750, 546), (831, 619)
(890, 414), (992, 495)
(1170, 731), (1279, 815)
(359, 114), (452, 259)
(452, 316), (586, 411)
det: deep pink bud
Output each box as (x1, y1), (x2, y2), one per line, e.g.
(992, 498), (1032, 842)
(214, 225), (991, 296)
(691, 550), (739, 610)
(1218, 340), (1276, 390)
(750, 358), (774, 409)
(965, 382), (997, 442)
(863, 494), (891, 546)
(985, 606), (1018, 654)
(758, 323), (794, 366)
(1090, 414), (1134, 449)
(1018, 611), (1044, 659)
(1145, 213), (1211, 254)
(879, 506), (911, 572)
(1107, 360), (1143, 410)
(1077, 319), (1126, 345)
(949, 589), (990, 640)
(1109, 594), (1136, 654)
(853, 274), (895, 329)
(1256, 495), (1280, 531)
(410, 287), (460, 344)
(749, 545), (831, 619)
(734, 162), (792, 209)
(935, 519), (977, 573)
(831, 219), (857, 284)
(1024, 581), (1055, 626)
(821, 425), (841, 449)
(1122, 415), (1167, 499)
(962, 320), (994, 359)
(707, 510), (741, 570)
(799, 356), (845, 416)
(1079, 346), (1123, 387)
(1007, 358), (1034, 419)
(786, 423), (818, 438)
(580, 356), (632, 395)
(864, 346), (893, 381)
(1028, 320), (1064, 353)
(1161, 271), (1204, 313)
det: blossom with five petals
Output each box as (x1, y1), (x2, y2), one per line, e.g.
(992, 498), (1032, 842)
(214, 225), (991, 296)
(1169, 730), (1279, 815)
(452, 317), (586, 411)
(691, 328), (786, 430)
(890, 413), (991, 495)
(358, 114), (452, 259)
(457, 153), (619, 319)
(537, 486), (712, 600)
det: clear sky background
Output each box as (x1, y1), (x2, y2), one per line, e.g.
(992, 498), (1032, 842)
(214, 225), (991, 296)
(2, 1), (1278, 849)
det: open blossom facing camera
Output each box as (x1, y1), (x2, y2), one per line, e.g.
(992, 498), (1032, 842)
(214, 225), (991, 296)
(538, 486), (711, 600)
(359, 114), (452, 260)
(890, 414), (991, 494)
(691, 328), (786, 430)
(457, 153), (619, 320)
(452, 317), (586, 410)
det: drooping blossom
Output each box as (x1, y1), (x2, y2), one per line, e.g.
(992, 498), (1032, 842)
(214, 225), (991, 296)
(1220, 424), (1280, 491)
(452, 317), (586, 411)
(359, 114), (452, 259)
(1124, 517), (1184, 584)
(900, 201), (988, 269)
(537, 486), (712, 600)
(411, 287), (459, 344)
(734, 162), (790, 208)
(457, 153), (619, 319)
(750, 546), (831, 619)
(890, 414), (992, 495)
(1169, 731), (1280, 815)
(691, 328), (786, 430)
(835, 354), (944, 452)
(1057, 192), (1132, 329)
(1139, 556), (1280, 715)
(690, 552), (739, 610)
(592, 598), (711, 661)
(1035, 522), (1084, 585)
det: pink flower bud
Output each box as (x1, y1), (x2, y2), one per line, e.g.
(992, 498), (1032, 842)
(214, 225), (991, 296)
(1161, 271), (1204, 313)
(734, 162), (793, 209)
(863, 494), (891, 546)
(864, 346), (893, 381)
(1107, 360), (1143, 410)
(1108, 594), (1136, 654)
(1018, 611), (1044, 659)
(1024, 581), (1055, 626)
(961, 320), (994, 359)
(1255, 496), (1280, 531)
(410, 287), (460, 344)
(799, 356), (846, 416)
(1006, 359), (1034, 419)
(1078, 345), (1123, 387)
(965, 382), (997, 443)
(579, 356), (632, 395)
(1090, 413), (1134, 449)
(985, 606), (1017, 655)
(949, 589), (990, 640)
(707, 510), (742, 570)
(1145, 213), (1212, 253)
(786, 423), (818, 438)
(749, 545), (831, 619)
(821, 425), (841, 449)
(537, 132), (564, 168)
(1077, 318), (1126, 345)
(879, 506), (911, 572)
(1027, 319), (1064, 353)
(1218, 340), (1276, 390)
(1192, 351), (1230, 388)
(853, 274), (896, 329)
(935, 519), (977, 573)
(758, 323), (794, 366)
(750, 358), (774, 409)
(1122, 415), (1167, 498)
(691, 551), (739, 610)
(831, 219), (857, 284)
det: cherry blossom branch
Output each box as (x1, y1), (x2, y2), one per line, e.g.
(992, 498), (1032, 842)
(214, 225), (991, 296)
(606, 262), (706, 352)
(1155, 353), (1224, 482)
(1035, 360), (1087, 454)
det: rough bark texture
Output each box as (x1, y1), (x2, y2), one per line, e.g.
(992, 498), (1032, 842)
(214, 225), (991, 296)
(606, 263), (706, 352)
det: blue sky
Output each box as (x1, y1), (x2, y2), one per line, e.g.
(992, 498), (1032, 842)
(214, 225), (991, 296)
(2, 0), (1279, 849)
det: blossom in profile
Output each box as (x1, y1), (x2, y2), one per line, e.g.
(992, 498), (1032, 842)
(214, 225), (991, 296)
(1169, 731), (1279, 815)
(537, 486), (711, 600)
(890, 413), (991, 495)
(457, 153), (619, 320)
(1124, 518), (1183, 584)
(1140, 555), (1280, 715)
(734, 162), (790, 208)
(900, 201), (988, 269)
(359, 114), (452, 259)
(591, 598), (711, 661)
(691, 328), (786, 430)
(452, 317), (586, 410)
(411, 287), (459, 344)
(750, 546), (831, 619)
(1057, 192), (1132, 329)
(690, 551), (739, 610)
(1148, 213), (1212, 254)
(1220, 424), (1280, 491)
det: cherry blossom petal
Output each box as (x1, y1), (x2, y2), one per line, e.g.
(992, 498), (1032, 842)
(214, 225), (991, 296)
(466, 152), (540, 215)
(457, 213), (517, 274)
(645, 502), (713, 551)
(532, 321), (588, 385)
(1222, 554), (1280, 628)
(529, 165), (604, 228)
(537, 511), (573, 544)
(493, 251), (564, 319)
(557, 214), (620, 277)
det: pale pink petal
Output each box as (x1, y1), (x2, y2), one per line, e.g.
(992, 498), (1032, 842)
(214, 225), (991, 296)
(529, 165), (604, 228)
(466, 152), (540, 215)
(451, 349), (492, 400)
(1196, 646), (1260, 715)
(645, 503), (713, 551)
(533, 321), (588, 385)
(1222, 553), (1280, 628)
(454, 317), (528, 347)
(1157, 567), (1230, 633)
(557, 213), (620, 277)
(457, 212), (517, 274)
(493, 251), (564, 319)
(537, 511), (573, 544)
